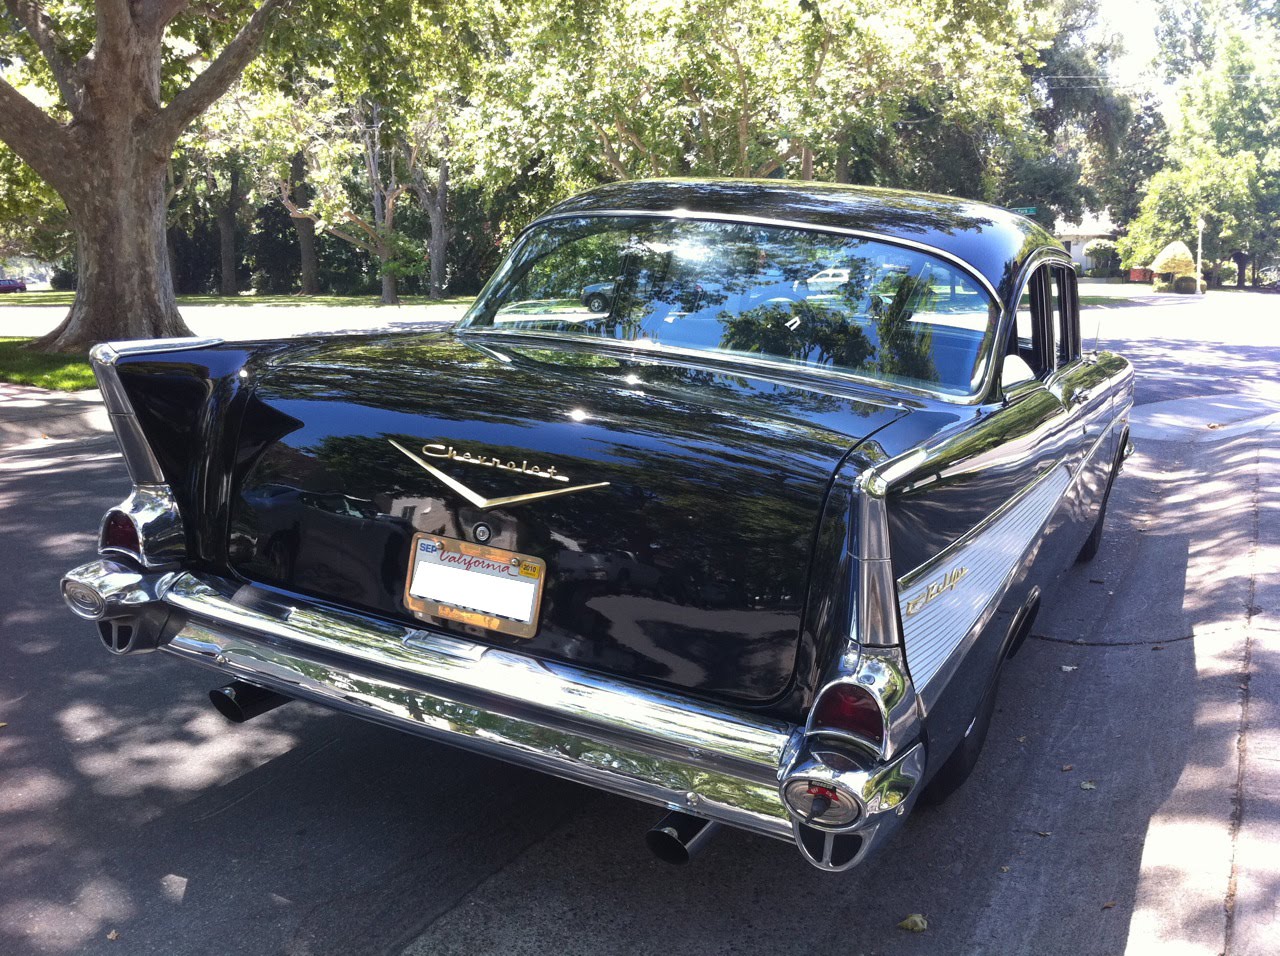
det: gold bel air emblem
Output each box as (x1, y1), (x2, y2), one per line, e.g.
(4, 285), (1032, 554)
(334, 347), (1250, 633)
(389, 439), (609, 510)
(904, 566), (969, 616)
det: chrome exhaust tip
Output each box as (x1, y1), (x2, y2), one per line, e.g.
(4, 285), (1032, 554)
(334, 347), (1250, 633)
(210, 681), (292, 723)
(645, 811), (721, 865)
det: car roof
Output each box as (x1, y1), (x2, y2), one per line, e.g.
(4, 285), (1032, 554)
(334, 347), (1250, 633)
(539, 178), (1063, 305)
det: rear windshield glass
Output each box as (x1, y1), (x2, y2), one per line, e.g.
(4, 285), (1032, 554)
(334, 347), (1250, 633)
(458, 216), (998, 396)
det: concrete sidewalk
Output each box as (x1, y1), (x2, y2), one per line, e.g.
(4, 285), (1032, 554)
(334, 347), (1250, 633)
(0, 382), (109, 448)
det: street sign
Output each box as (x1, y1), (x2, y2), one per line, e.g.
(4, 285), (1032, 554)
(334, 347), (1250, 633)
(1009, 206), (1037, 216)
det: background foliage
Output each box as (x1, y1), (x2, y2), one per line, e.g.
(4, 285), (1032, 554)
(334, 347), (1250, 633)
(1, 0), (1277, 298)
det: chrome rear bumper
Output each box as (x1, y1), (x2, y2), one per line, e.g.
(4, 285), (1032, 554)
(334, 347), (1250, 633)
(61, 560), (925, 867)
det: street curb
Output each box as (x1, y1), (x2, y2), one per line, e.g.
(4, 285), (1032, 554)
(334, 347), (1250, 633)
(0, 383), (110, 449)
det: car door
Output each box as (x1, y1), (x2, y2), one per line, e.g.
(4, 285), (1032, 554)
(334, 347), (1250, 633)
(1043, 265), (1116, 553)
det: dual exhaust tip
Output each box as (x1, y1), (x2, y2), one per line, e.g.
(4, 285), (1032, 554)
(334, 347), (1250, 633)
(209, 680), (292, 723)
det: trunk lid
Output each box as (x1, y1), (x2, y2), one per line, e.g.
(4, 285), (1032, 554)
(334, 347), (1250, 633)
(228, 332), (906, 704)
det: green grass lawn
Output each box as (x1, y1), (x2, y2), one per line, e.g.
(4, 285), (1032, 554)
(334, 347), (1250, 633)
(0, 337), (96, 391)
(0, 290), (472, 308)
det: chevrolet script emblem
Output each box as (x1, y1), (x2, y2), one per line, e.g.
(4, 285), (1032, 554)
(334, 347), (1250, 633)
(389, 439), (609, 509)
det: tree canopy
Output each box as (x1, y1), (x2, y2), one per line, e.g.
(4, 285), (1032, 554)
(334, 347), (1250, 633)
(5, 0), (1275, 344)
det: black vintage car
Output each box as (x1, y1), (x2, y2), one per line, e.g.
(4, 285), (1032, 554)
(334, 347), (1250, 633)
(61, 180), (1133, 872)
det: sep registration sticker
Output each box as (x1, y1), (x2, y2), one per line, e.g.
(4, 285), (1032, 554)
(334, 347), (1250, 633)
(403, 534), (546, 639)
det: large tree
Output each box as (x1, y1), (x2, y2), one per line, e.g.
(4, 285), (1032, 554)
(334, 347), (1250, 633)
(0, 0), (291, 352)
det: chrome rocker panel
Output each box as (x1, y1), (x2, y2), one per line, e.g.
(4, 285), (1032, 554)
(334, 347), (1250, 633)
(61, 561), (925, 868)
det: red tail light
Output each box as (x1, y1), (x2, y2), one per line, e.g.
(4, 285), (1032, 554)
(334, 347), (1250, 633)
(100, 511), (141, 556)
(811, 683), (884, 747)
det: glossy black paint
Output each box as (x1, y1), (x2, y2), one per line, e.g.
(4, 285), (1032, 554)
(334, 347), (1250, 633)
(107, 182), (1131, 737)
(539, 179), (1058, 307)
(202, 332), (908, 709)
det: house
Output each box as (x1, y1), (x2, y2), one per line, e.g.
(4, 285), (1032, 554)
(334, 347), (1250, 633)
(1053, 211), (1116, 269)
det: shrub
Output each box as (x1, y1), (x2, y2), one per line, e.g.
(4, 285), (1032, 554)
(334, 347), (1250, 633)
(1173, 275), (1200, 294)
(50, 264), (76, 291)
(1084, 238), (1119, 274)
(1150, 241), (1196, 277)
(1152, 276), (1174, 293)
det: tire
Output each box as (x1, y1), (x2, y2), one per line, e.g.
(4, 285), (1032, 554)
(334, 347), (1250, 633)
(919, 667), (1000, 806)
(1075, 492), (1109, 562)
(1076, 438), (1125, 563)
(586, 293), (608, 313)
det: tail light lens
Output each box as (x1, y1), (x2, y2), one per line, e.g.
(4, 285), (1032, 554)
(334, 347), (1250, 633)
(782, 778), (861, 827)
(100, 510), (141, 557)
(811, 683), (884, 748)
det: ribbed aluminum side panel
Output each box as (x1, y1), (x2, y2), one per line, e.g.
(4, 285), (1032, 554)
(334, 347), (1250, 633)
(897, 466), (1071, 690)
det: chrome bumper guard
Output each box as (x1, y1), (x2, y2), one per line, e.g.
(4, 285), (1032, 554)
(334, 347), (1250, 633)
(61, 560), (924, 866)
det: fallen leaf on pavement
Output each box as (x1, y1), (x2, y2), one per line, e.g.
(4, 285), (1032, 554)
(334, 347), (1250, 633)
(1016, 735), (1027, 743)
(897, 914), (928, 933)
(1102, 901), (1116, 910)
(1061, 764), (1074, 771)
(1152, 645), (1164, 651)
(999, 866), (1010, 873)
(106, 930), (119, 941)
(1061, 665), (1078, 672)
(1081, 781), (1097, 790)
(1035, 831), (1052, 837)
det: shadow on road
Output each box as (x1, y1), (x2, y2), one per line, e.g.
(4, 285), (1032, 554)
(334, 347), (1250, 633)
(0, 431), (1263, 955)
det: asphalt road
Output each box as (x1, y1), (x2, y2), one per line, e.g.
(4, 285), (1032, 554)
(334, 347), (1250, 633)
(0, 292), (1276, 956)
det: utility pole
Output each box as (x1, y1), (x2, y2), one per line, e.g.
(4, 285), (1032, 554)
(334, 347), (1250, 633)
(1196, 217), (1205, 294)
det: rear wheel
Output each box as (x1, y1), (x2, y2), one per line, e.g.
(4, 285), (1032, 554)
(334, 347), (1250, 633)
(1077, 440), (1125, 563)
(586, 293), (608, 312)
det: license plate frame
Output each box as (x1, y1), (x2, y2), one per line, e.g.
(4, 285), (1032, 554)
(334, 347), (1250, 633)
(403, 533), (546, 639)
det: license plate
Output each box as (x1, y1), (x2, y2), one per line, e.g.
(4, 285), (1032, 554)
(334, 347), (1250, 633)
(403, 533), (546, 639)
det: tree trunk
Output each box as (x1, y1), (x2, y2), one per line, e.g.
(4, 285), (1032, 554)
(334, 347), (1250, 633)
(35, 160), (191, 352)
(380, 264), (398, 305)
(216, 165), (244, 296)
(217, 205), (238, 296)
(426, 155), (449, 300)
(290, 152), (320, 295)
(1232, 251), (1248, 290)
(834, 139), (851, 184)
(167, 227), (181, 292)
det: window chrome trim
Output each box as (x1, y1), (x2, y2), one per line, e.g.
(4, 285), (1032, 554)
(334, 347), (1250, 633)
(462, 208), (1008, 406)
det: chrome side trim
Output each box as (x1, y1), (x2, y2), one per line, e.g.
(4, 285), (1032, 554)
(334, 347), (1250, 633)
(90, 345), (164, 485)
(92, 337), (225, 362)
(99, 484), (187, 568)
(897, 464), (1071, 691)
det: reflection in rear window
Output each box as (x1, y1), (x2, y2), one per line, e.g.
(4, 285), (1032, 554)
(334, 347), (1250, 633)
(459, 216), (999, 396)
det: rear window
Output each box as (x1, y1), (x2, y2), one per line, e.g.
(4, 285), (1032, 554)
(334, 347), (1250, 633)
(458, 215), (999, 396)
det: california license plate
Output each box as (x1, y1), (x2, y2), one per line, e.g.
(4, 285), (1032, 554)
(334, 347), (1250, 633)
(403, 533), (546, 639)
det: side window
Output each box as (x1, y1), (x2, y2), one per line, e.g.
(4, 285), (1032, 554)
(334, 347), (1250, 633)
(1049, 265), (1079, 365)
(1005, 266), (1054, 388)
